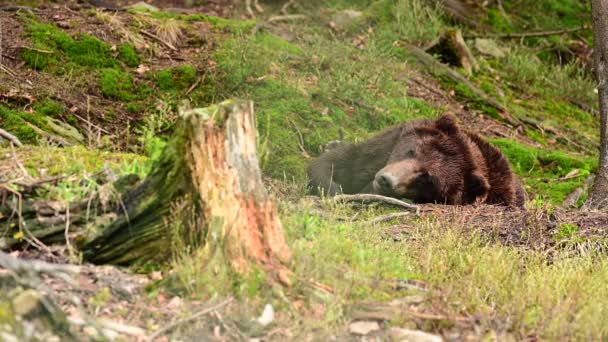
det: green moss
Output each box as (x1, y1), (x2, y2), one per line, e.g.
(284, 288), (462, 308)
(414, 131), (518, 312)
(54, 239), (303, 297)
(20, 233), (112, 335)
(0, 106), (44, 144)
(156, 65), (197, 92)
(149, 11), (256, 33)
(486, 8), (513, 32)
(22, 17), (116, 71)
(554, 223), (579, 241)
(34, 99), (64, 117)
(490, 138), (597, 204)
(126, 102), (140, 113)
(118, 44), (140, 68)
(99, 68), (134, 100)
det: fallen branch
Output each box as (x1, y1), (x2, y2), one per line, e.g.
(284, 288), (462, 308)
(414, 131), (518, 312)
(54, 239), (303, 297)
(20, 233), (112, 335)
(467, 26), (589, 39)
(562, 175), (595, 208)
(0, 128), (23, 147)
(0, 251), (80, 283)
(519, 116), (594, 153)
(140, 30), (177, 51)
(0, 5), (35, 13)
(368, 212), (411, 224)
(403, 43), (520, 127)
(146, 298), (234, 342)
(24, 122), (73, 146)
(332, 194), (419, 213)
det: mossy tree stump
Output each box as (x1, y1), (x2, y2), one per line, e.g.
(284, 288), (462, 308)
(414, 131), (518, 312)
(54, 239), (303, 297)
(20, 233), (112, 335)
(82, 100), (292, 283)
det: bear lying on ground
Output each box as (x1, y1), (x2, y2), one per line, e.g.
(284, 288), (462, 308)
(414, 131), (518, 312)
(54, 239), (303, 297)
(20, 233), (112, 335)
(307, 114), (525, 207)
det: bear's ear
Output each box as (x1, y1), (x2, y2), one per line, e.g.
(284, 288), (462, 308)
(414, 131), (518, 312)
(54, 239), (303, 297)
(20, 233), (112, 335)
(435, 114), (459, 136)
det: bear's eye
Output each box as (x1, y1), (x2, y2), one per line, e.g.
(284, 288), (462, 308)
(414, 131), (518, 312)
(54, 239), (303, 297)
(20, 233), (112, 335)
(405, 149), (415, 158)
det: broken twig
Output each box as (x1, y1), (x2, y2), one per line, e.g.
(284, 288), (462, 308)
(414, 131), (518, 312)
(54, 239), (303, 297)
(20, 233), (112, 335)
(17, 46), (53, 54)
(140, 30), (177, 51)
(403, 43), (520, 127)
(146, 297), (234, 342)
(0, 128), (23, 147)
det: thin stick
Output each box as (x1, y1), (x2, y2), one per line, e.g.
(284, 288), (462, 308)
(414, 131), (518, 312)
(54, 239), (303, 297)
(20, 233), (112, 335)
(281, 0), (296, 15)
(0, 128), (23, 147)
(17, 46), (53, 54)
(0, 63), (17, 77)
(332, 194), (419, 213)
(10, 142), (29, 179)
(268, 14), (307, 23)
(184, 77), (201, 96)
(368, 212), (411, 224)
(146, 298), (234, 342)
(72, 112), (110, 134)
(140, 30), (177, 51)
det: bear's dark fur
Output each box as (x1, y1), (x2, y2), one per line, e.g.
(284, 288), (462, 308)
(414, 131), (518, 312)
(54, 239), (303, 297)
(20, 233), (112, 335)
(307, 114), (525, 207)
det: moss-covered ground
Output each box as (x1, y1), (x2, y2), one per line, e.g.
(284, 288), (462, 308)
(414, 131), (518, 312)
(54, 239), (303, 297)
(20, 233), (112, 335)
(1, 0), (607, 340)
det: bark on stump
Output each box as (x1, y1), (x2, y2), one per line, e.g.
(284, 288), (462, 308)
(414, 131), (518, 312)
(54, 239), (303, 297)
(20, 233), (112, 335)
(586, 0), (608, 209)
(82, 100), (292, 283)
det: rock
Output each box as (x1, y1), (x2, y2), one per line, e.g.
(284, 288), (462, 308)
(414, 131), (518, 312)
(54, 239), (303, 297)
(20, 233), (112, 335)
(474, 39), (506, 59)
(256, 304), (274, 326)
(331, 10), (363, 30)
(389, 328), (444, 342)
(125, 2), (159, 12)
(12, 289), (43, 316)
(349, 321), (380, 335)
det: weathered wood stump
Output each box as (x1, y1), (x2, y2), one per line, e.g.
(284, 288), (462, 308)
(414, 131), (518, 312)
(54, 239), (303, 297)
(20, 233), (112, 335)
(83, 99), (292, 282)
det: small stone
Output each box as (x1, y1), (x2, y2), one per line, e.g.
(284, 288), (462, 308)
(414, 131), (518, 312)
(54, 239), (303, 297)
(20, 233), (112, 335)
(389, 328), (444, 342)
(0, 332), (19, 342)
(256, 304), (274, 326)
(474, 39), (505, 59)
(331, 9), (363, 30)
(56, 21), (70, 29)
(12, 290), (42, 316)
(349, 321), (380, 335)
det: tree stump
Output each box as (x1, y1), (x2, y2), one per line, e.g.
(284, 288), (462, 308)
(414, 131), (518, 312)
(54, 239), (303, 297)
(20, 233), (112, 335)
(82, 100), (292, 283)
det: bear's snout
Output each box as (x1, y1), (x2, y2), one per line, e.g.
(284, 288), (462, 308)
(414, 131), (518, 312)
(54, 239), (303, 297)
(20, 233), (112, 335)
(374, 173), (396, 194)
(374, 159), (425, 198)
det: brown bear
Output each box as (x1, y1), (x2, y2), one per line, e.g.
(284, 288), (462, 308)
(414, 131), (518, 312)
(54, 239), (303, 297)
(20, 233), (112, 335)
(307, 114), (525, 207)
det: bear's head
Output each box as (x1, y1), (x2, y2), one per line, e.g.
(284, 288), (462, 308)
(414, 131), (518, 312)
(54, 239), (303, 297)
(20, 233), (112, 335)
(373, 114), (490, 204)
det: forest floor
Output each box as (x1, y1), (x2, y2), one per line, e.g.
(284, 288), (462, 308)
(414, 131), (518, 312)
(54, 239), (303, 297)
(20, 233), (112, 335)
(2, 0), (608, 341)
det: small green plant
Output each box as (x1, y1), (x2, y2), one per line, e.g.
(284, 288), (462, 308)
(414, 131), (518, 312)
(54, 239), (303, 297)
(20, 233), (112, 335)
(156, 65), (197, 92)
(554, 223), (579, 241)
(89, 287), (112, 308)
